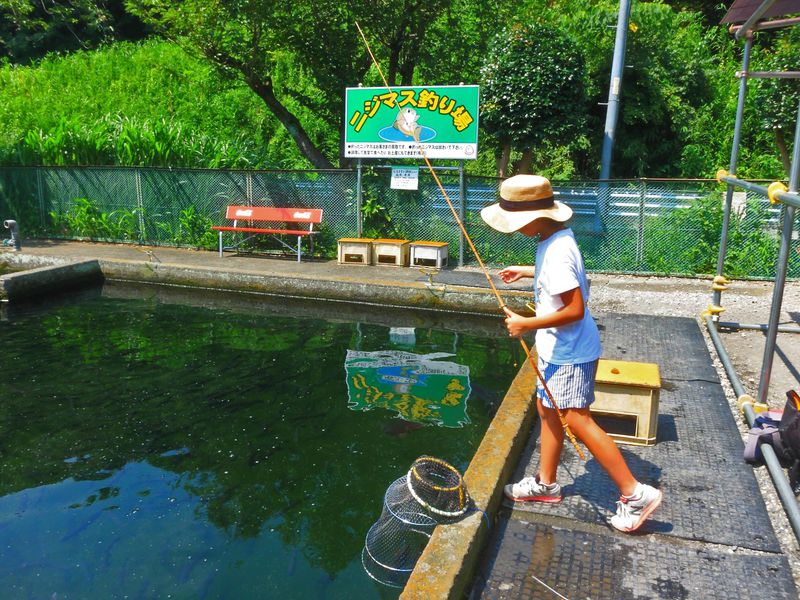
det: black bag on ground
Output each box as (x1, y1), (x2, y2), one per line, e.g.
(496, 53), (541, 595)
(779, 390), (800, 462)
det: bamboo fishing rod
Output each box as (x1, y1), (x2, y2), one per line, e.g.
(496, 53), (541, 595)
(355, 22), (585, 460)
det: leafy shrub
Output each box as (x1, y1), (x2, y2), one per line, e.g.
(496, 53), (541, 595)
(581, 232), (639, 273)
(360, 187), (397, 239)
(156, 205), (217, 250)
(49, 198), (140, 241)
(642, 194), (780, 277)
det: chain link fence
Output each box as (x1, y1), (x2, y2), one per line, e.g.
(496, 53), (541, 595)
(0, 166), (796, 279)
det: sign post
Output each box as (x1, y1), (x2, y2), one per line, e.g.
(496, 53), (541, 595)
(344, 85), (479, 265)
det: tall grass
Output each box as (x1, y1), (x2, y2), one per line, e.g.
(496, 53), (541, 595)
(11, 116), (257, 168)
(0, 40), (316, 168)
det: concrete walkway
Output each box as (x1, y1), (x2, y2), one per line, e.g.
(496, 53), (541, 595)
(470, 313), (798, 600)
(2, 240), (798, 600)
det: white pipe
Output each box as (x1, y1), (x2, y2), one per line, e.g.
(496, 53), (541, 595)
(3, 219), (20, 251)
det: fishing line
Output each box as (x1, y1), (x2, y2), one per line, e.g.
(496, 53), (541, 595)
(531, 574), (572, 600)
(354, 21), (585, 460)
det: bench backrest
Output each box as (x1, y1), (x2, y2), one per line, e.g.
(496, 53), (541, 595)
(224, 205), (323, 224)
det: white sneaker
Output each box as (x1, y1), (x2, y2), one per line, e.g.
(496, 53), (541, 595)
(610, 483), (662, 532)
(504, 476), (562, 503)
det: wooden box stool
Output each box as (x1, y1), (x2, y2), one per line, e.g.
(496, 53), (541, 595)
(410, 241), (449, 268)
(590, 359), (661, 446)
(337, 238), (373, 265)
(372, 239), (410, 267)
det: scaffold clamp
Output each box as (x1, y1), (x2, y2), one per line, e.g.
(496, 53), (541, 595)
(737, 394), (768, 414)
(702, 304), (726, 318)
(767, 181), (788, 205)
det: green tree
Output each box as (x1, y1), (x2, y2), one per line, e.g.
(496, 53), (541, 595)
(418, 0), (516, 99)
(660, 0), (728, 26)
(125, 0), (341, 168)
(125, 0), (468, 169)
(0, 0), (148, 64)
(752, 27), (800, 178)
(528, 0), (718, 178)
(480, 22), (588, 177)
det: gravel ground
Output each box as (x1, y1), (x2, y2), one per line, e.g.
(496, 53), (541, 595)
(587, 273), (800, 583)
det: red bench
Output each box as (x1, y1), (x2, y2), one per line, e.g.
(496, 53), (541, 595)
(211, 205), (323, 262)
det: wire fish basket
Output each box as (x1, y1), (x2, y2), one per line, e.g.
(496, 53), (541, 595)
(406, 455), (469, 518)
(362, 457), (471, 588)
(362, 475), (437, 588)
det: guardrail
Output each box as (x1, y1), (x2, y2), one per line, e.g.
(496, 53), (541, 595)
(426, 181), (786, 230)
(428, 183), (704, 222)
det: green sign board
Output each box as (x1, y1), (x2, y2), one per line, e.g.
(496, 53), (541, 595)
(344, 350), (472, 428)
(344, 85), (479, 160)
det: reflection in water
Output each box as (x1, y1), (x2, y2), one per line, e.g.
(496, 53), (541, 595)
(345, 350), (472, 428)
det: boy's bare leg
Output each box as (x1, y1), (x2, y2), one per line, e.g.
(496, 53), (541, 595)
(564, 407), (637, 496)
(537, 396), (565, 484)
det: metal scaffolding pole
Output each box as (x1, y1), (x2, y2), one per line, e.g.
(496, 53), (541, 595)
(705, 314), (800, 545)
(719, 174), (800, 209)
(736, 71), (800, 79)
(730, 15), (800, 34)
(714, 35), (753, 308)
(757, 97), (800, 405)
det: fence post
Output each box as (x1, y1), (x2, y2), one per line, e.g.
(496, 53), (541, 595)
(356, 159), (363, 238)
(134, 168), (145, 243)
(636, 179), (646, 266)
(596, 181), (608, 232)
(36, 167), (46, 230)
(459, 161), (466, 267)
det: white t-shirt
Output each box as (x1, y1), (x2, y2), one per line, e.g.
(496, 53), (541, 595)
(533, 228), (601, 364)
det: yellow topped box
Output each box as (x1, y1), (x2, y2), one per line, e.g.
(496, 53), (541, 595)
(337, 238), (373, 265)
(590, 359), (661, 446)
(410, 241), (449, 268)
(372, 238), (410, 267)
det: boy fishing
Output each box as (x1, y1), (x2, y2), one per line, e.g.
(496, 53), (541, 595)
(481, 174), (662, 532)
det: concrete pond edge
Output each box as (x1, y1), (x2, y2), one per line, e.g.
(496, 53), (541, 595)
(401, 360), (537, 600)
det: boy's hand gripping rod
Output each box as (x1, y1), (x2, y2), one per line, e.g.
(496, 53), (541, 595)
(355, 22), (585, 460)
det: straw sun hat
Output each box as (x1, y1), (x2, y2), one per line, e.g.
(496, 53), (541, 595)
(481, 174), (573, 233)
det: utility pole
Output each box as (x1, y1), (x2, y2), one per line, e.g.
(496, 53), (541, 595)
(596, 0), (632, 231)
(600, 0), (632, 181)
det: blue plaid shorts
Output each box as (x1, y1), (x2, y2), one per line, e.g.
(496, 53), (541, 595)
(537, 358), (598, 410)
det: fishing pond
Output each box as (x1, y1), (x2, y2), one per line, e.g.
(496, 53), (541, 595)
(0, 282), (520, 599)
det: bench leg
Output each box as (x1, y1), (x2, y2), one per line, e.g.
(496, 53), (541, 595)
(218, 231), (223, 258)
(296, 235), (301, 262)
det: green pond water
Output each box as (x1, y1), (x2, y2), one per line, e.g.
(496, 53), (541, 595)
(0, 283), (520, 599)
